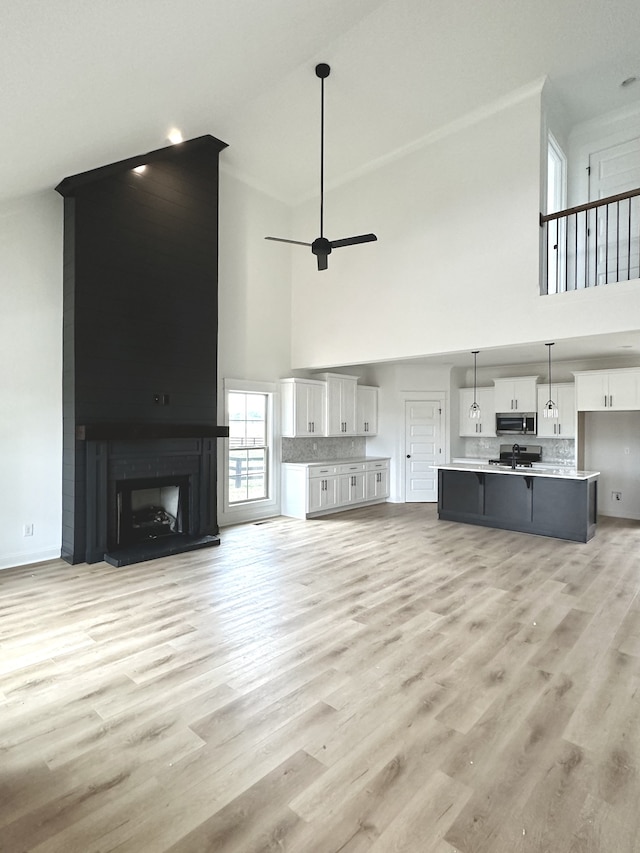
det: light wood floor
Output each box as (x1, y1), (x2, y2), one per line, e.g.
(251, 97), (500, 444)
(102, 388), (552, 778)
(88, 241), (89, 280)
(2, 504), (640, 852)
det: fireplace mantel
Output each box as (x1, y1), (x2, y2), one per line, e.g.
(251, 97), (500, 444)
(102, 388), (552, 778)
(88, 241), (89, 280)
(77, 424), (230, 441)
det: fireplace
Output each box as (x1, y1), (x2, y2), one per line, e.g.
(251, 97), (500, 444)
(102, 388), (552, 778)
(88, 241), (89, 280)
(115, 476), (189, 548)
(57, 135), (229, 566)
(77, 425), (227, 567)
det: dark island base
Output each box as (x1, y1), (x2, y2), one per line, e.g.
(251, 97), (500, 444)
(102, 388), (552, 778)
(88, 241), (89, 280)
(438, 469), (598, 543)
(104, 534), (221, 567)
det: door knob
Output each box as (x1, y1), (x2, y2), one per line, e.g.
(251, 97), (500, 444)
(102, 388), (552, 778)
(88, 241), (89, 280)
(406, 454), (411, 458)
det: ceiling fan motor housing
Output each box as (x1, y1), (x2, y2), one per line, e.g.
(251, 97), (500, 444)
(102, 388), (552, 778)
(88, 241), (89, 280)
(311, 237), (332, 256)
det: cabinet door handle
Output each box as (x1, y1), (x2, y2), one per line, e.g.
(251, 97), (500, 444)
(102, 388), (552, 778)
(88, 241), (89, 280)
(604, 395), (607, 407)
(514, 399), (518, 410)
(610, 395), (613, 407)
(558, 424), (561, 435)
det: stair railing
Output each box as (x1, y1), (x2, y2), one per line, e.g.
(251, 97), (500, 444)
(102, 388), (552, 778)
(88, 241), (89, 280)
(540, 186), (640, 294)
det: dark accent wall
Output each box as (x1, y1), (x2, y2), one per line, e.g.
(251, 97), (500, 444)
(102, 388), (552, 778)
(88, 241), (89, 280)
(57, 135), (228, 563)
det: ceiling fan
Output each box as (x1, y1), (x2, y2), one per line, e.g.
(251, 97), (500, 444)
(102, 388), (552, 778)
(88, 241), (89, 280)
(265, 63), (377, 271)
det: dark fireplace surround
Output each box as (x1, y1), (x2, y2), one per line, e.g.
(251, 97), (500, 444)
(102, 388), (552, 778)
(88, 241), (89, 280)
(57, 136), (229, 566)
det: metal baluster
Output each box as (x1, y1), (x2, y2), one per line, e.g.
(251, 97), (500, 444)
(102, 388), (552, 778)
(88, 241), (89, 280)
(628, 197), (632, 281)
(574, 210), (578, 290)
(584, 208), (588, 288)
(616, 200), (620, 282)
(594, 205), (598, 286)
(553, 219), (560, 293)
(605, 204), (609, 284)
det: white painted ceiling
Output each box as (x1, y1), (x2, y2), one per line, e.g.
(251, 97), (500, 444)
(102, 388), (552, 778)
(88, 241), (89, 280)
(3, 0), (640, 367)
(2, 0), (640, 206)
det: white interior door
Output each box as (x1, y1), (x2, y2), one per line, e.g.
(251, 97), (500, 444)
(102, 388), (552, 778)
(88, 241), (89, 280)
(589, 137), (640, 284)
(404, 400), (443, 502)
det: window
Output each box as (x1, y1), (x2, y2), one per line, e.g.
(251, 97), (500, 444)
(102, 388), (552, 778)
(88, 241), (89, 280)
(227, 391), (269, 504)
(547, 132), (566, 215)
(546, 132), (567, 294)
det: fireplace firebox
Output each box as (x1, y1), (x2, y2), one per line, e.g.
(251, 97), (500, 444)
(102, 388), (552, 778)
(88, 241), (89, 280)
(115, 475), (190, 547)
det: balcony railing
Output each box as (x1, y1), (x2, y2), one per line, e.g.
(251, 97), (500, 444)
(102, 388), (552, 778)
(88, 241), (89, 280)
(540, 187), (640, 294)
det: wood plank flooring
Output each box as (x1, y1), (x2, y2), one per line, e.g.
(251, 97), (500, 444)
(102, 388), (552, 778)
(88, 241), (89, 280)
(2, 504), (640, 851)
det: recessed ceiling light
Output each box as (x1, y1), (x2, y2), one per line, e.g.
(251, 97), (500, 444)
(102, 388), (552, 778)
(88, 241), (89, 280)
(133, 165), (146, 174)
(168, 128), (184, 144)
(621, 76), (638, 88)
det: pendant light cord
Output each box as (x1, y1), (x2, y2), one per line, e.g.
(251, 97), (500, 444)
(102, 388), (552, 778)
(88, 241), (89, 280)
(473, 351), (478, 406)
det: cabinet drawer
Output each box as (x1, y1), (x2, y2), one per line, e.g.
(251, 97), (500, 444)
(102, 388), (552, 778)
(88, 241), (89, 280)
(308, 465), (339, 478)
(337, 462), (366, 474)
(364, 460), (389, 472)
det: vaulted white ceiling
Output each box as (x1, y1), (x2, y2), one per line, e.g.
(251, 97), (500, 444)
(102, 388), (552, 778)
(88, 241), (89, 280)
(2, 0), (639, 206)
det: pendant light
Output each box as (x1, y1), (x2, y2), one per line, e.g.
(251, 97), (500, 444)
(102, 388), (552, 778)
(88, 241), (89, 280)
(469, 350), (481, 419)
(543, 342), (558, 418)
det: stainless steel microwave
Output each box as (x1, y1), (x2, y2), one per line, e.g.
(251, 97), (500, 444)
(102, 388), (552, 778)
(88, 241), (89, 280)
(496, 413), (537, 435)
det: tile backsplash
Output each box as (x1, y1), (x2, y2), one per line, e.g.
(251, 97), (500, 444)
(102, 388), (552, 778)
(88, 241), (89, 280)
(462, 436), (575, 465)
(282, 437), (367, 463)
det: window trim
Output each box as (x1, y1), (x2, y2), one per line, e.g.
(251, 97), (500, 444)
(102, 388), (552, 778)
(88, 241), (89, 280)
(220, 378), (279, 525)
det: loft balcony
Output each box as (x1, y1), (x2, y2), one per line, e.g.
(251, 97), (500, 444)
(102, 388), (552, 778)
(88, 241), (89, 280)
(540, 186), (640, 294)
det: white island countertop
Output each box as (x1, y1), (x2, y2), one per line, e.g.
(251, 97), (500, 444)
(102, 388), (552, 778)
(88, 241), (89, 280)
(436, 462), (599, 481)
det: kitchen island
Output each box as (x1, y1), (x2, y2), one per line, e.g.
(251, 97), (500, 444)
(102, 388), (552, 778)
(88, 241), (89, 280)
(437, 462), (599, 542)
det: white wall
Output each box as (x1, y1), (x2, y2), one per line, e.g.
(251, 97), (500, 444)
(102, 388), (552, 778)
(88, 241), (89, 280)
(0, 192), (63, 569)
(289, 88), (640, 371)
(217, 169), (292, 384)
(216, 171), (294, 527)
(362, 362), (454, 502)
(567, 103), (640, 207)
(584, 411), (640, 520)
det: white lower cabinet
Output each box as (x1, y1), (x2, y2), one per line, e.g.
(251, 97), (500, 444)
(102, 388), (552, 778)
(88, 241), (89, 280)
(308, 472), (339, 513)
(366, 464), (390, 500)
(282, 458), (390, 519)
(339, 465), (367, 505)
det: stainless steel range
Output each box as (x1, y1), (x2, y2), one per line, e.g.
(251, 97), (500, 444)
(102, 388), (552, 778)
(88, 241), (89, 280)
(488, 444), (542, 468)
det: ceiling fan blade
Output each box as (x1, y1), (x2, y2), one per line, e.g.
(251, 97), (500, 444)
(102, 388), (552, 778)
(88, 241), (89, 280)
(330, 233), (378, 249)
(264, 237), (312, 247)
(317, 252), (328, 271)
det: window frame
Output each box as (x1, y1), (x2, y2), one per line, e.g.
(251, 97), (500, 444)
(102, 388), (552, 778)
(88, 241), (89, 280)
(546, 131), (568, 294)
(220, 378), (279, 524)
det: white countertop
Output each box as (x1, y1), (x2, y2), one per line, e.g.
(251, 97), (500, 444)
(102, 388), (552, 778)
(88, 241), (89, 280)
(437, 462), (599, 481)
(283, 456), (390, 467)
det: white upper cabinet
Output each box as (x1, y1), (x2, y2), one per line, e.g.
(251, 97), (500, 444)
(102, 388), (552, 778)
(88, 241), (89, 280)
(536, 383), (576, 438)
(493, 376), (539, 412)
(458, 387), (496, 437)
(356, 385), (378, 435)
(280, 378), (326, 437)
(316, 373), (358, 436)
(574, 368), (640, 411)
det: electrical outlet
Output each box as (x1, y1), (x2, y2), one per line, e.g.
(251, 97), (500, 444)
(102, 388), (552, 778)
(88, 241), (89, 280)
(23, 523), (34, 537)
(612, 491), (622, 502)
